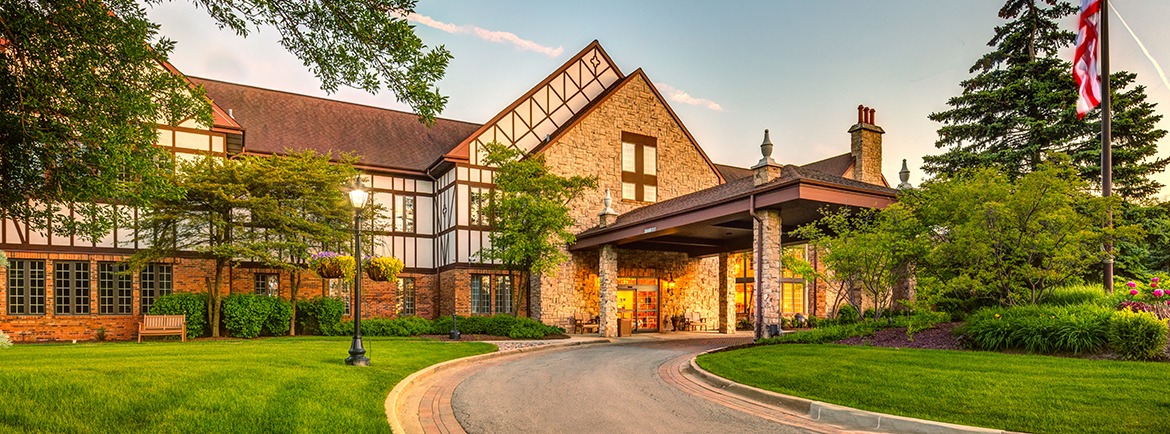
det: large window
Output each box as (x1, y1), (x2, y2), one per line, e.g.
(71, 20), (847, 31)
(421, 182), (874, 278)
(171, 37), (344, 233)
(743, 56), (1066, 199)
(254, 273), (279, 296)
(469, 187), (490, 227)
(400, 277), (416, 316)
(7, 259), (46, 315)
(781, 245), (807, 315)
(140, 264), (173, 315)
(394, 194), (416, 233)
(470, 274), (492, 315)
(54, 261), (90, 315)
(621, 132), (657, 202)
(494, 275), (513, 314)
(98, 262), (133, 315)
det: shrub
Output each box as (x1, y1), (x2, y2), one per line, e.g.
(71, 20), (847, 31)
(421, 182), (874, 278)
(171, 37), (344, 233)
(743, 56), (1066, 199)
(836, 305), (859, 322)
(149, 292), (209, 339)
(1109, 310), (1169, 361)
(430, 315), (564, 339)
(0, 329), (11, 348)
(759, 321), (886, 345)
(961, 305), (1115, 355)
(296, 297), (346, 335)
(222, 294), (291, 338)
(263, 297), (293, 336)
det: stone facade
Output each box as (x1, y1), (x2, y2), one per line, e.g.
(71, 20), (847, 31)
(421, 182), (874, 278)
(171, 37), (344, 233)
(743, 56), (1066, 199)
(534, 71), (724, 330)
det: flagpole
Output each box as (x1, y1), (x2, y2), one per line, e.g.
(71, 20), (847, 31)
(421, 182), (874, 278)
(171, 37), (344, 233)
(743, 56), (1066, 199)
(1101, 0), (1114, 294)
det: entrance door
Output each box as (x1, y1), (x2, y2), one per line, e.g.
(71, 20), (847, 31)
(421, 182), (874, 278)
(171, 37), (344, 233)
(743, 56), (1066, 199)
(617, 277), (659, 331)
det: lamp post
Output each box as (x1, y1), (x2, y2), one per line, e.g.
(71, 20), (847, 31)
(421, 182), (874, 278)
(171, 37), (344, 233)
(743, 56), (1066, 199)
(346, 176), (371, 366)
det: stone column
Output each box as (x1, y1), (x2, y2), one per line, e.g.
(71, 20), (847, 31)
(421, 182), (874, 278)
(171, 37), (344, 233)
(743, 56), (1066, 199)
(753, 209), (782, 340)
(598, 244), (618, 338)
(718, 253), (736, 334)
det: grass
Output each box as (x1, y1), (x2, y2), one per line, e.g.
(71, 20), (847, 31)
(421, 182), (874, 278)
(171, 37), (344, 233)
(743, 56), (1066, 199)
(697, 344), (1170, 434)
(0, 337), (495, 434)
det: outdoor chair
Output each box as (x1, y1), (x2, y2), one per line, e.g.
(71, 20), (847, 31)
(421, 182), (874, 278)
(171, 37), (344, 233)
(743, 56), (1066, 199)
(574, 312), (599, 334)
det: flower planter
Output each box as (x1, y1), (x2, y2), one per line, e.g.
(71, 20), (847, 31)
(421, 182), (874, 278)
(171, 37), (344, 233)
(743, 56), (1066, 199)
(308, 252), (354, 280)
(364, 256), (404, 283)
(366, 267), (391, 282)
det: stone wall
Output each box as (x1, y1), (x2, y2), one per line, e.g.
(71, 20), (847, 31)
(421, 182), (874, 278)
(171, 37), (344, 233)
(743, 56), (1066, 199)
(534, 72), (724, 328)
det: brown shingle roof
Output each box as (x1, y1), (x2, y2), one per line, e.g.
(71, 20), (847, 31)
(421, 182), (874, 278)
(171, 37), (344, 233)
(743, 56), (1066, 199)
(800, 153), (854, 177)
(579, 164), (897, 236)
(191, 77), (481, 173)
(714, 163), (753, 181)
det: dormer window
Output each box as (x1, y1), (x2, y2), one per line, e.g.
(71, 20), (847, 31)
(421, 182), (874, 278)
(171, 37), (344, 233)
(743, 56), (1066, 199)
(621, 132), (657, 202)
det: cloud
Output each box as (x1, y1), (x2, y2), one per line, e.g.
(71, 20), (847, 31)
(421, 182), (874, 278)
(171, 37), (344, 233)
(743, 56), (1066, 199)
(654, 82), (725, 111)
(404, 13), (564, 58)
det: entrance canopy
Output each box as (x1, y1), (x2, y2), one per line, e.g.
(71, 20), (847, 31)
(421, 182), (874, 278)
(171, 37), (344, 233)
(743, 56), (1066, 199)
(572, 165), (898, 256)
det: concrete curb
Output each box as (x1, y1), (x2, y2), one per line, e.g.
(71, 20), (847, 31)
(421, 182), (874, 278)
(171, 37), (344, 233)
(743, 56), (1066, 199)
(686, 352), (1010, 434)
(384, 338), (612, 434)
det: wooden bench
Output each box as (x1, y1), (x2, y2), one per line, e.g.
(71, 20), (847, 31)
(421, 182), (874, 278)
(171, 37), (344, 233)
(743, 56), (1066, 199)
(139, 314), (187, 343)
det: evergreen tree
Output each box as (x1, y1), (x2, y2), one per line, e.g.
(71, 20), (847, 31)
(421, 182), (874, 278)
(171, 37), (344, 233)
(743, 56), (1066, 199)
(926, 0), (1168, 200)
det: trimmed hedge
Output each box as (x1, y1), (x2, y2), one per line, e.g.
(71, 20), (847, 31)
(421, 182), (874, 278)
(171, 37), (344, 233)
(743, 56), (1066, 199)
(222, 294), (292, 338)
(296, 297), (345, 335)
(326, 314), (566, 339)
(761, 311), (951, 345)
(149, 293), (209, 339)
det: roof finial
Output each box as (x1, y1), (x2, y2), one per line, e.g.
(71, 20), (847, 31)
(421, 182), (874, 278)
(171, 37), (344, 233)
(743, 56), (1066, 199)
(598, 189), (618, 227)
(756, 129), (776, 167)
(897, 159), (912, 189)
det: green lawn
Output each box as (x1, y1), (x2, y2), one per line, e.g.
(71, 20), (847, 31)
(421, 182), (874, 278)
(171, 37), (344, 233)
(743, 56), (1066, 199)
(697, 344), (1170, 434)
(0, 337), (495, 434)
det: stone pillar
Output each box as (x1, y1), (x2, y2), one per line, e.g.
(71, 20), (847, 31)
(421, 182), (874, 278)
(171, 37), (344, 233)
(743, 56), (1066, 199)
(718, 253), (736, 334)
(598, 244), (618, 338)
(753, 209), (782, 340)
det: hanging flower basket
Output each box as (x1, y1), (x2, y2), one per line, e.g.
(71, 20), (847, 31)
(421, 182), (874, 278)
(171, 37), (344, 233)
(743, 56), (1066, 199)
(309, 252), (355, 280)
(365, 256), (404, 282)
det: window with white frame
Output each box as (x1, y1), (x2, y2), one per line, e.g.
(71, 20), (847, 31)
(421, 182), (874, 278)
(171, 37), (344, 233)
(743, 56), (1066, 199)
(494, 275), (513, 314)
(400, 277), (416, 316)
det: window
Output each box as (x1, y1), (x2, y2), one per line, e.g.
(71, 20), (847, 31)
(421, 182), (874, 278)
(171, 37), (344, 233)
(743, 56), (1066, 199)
(495, 275), (513, 314)
(734, 252), (754, 318)
(7, 259), (46, 315)
(254, 273), (279, 296)
(620, 132), (657, 202)
(140, 264), (173, 315)
(469, 187), (490, 227)
(781, 245), (807, 315)
(400, 277), (416, 316)
(470, 274), (492, 315)
(328, 279), (351, 315)
(99, 262), (132, 315)
(54, 261), (90, 315)
(394, 194), (417, 233)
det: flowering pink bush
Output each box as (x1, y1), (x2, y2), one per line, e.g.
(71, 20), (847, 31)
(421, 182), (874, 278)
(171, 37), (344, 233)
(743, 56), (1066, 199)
(1156, 289), (1166, 298)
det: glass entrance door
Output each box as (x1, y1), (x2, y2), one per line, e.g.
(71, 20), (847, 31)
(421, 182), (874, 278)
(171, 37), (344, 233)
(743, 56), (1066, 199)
(617, 277), (659, 331)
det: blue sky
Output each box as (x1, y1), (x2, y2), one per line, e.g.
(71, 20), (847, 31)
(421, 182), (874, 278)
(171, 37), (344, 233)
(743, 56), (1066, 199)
(148, 1), (1170, 194)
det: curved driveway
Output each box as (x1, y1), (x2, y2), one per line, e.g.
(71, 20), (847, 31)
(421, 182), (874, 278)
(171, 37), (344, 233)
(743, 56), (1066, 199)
(451, 335), (820, 434)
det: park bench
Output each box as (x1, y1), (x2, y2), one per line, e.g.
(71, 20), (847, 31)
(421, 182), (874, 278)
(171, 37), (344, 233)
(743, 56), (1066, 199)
(138, 314), (187, 343)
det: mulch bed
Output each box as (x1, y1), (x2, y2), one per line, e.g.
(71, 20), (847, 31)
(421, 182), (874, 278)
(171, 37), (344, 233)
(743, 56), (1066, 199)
(836, 322), (962, 350)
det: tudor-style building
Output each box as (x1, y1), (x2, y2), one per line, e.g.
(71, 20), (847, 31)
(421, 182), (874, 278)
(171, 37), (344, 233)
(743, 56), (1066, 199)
(0, 41), (900, 341)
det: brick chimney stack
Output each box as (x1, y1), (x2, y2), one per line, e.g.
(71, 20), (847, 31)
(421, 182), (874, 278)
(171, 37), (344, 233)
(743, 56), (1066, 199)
(848, 105), (885, 185)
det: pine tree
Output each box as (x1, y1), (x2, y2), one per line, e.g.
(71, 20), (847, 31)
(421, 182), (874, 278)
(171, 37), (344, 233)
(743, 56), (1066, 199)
(926, 0), (1168, 200)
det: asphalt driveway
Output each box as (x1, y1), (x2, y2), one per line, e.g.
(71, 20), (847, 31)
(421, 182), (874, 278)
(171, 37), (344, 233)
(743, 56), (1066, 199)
(451, 335), (817, 434)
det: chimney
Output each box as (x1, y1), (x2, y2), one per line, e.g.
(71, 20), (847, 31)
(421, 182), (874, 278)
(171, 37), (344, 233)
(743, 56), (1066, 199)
(598, 189), (618, 227)
(751, 129), (783, 185)
(848, 105), (885, 185)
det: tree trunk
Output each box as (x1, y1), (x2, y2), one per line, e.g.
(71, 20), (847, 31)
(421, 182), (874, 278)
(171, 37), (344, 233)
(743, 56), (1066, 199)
(289, 271), (300, 336)
(210, 264), (224, 338)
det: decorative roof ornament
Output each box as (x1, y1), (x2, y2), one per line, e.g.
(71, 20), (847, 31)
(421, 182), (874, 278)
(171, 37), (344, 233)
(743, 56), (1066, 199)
(897, 159), (913, 189)
(754, 129), (777, 168)
(598, 189), (618, 227)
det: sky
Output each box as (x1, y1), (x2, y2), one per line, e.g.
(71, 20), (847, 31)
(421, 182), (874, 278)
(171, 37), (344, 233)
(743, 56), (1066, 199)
(147, 0), (1170, 196)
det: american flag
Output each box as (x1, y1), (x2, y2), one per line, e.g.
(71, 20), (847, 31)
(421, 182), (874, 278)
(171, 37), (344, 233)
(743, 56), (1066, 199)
(1074, 0), (1103, 119)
